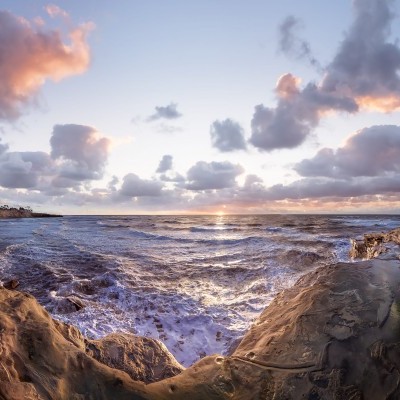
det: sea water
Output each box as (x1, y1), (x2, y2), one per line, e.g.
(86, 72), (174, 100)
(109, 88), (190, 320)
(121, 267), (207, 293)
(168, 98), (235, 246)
(0, 214), (398, 366)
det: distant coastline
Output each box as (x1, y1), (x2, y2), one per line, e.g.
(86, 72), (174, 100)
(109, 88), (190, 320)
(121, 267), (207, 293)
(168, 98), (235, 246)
(0, 205), (61, 219)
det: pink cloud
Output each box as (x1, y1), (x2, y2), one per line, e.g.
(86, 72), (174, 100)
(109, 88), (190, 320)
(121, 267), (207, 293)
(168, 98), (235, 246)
(44, 4), (69, 19)
(0, 10), (93, 121)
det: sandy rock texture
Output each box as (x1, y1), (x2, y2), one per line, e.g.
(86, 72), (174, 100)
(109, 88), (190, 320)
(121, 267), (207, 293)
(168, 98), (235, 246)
(87, 333), (183, 383)
(350, 227), (400, 259)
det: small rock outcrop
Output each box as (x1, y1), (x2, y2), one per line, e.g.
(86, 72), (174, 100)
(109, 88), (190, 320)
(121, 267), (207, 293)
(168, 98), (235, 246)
(349, 227), (400, 259)
(2, 279), (20, 290)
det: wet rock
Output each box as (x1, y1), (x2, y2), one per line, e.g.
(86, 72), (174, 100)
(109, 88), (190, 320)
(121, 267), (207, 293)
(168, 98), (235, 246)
(54, 296), (86, 313)
(3, 279), (20, 290)
(350, 237), (386, 259)
(66, 295), (85, 311)
(349, 227), (400, 259)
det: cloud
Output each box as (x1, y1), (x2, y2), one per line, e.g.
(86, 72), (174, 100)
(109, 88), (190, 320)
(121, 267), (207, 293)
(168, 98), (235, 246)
(44, 4), (69, 18)
(50, 124), (111, 181)
(159, 173), (185, 182)
(243, 174), (265, 189)
(278, 15), (320, 69)
(155, 123), (183, 134)
(107, 176), (119, 192)
(156, 155), (173, 173)
(147, 103), (182, 121)
(251, 0), (400, 151)
(0, 151), (54, 188)
(210, 119), (247, 152)
(0, 10), (93, 121)
(119, 173), (163, 197)
(264, 175), (400, 201)
(249, 74), (358, 151)
(0, 124), (111, 191)
(295, 125), (400, 178)
(321, 0), (400, 111)
(185, 161), (244, 190)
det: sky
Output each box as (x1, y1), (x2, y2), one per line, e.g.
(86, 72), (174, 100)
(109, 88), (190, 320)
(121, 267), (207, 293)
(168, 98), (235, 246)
(1, 0), (400, 214)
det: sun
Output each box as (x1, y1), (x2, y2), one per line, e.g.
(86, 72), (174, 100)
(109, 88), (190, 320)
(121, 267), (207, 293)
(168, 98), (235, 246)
(216, 210), (225, 216)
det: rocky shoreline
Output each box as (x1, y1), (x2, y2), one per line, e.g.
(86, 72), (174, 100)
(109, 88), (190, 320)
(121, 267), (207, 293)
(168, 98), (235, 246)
(1, 228), (400, 399)
(0, 207), (61, 219)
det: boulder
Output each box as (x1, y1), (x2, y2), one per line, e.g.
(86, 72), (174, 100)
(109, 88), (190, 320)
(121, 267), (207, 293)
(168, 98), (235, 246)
(2, 279), (20, 290)
(54, 296), (86, 314)
(350, 227), (400, 259)
(86, 333), (183, 384)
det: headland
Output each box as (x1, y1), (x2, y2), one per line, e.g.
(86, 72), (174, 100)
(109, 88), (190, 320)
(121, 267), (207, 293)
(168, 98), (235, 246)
(0, 205), (61, 219)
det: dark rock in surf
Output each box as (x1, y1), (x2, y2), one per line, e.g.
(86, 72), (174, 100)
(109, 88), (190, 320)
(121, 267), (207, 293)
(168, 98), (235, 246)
(54, 296), (86, 313)
(3, 279), (20, 290)
(66, 296), (85, 311)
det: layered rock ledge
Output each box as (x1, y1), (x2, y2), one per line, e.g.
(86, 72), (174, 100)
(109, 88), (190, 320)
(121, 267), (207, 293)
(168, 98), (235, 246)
(350, 227), (400, 259)
(1, 228), (400, 399)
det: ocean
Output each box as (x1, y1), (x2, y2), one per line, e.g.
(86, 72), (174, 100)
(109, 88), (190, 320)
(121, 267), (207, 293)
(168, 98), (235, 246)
(0, 214), (399, 366)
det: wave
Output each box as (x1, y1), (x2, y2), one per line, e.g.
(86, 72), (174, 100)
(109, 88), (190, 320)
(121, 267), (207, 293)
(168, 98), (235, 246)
(190, 226), (241, 233)
(127, 228), (268, 246)
(265, 227), (282, 232)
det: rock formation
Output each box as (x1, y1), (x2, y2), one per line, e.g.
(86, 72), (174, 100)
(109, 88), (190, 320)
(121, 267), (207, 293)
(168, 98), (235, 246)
(87, 334), (183, 384)
(349, 227), (400, 259)
(1, 228), (400, 399)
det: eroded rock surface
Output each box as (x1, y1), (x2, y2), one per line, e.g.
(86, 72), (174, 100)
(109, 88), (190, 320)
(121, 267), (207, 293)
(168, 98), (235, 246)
(86, 333), (183, 384)
(350, 227), (400, 259)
